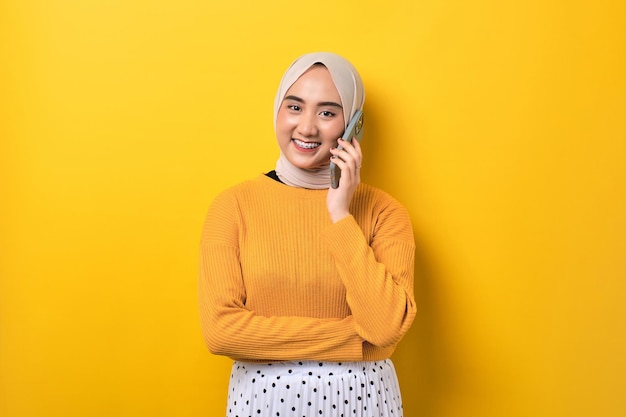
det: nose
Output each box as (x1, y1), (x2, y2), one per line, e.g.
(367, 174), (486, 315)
(296, 112), (318, 137)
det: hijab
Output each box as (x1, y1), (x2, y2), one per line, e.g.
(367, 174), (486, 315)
(273, 52), (365, 189)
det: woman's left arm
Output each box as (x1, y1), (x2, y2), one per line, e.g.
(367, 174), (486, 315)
(319, 200), (416, 348)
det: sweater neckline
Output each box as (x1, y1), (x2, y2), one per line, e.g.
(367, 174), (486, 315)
(257, 173), (328, 199)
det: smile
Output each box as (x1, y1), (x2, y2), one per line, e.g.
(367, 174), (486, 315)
(292, 139), (321, 150)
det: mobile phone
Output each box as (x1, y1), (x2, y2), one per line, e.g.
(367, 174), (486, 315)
(330, 110), (364, 189)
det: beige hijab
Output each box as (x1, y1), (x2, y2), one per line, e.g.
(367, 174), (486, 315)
(273, 52), (365, 189)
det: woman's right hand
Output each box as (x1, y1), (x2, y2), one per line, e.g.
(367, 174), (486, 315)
(326, 137), (363, 223)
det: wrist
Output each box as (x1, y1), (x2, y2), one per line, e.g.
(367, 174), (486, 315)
(329, 210), (350, 224)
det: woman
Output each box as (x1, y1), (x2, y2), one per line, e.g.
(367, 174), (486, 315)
(199, 52), (416, 417)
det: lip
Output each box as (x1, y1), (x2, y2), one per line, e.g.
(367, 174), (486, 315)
(292, 138), (321, 152)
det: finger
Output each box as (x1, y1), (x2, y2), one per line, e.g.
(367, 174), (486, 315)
(336, 139), (362, 170)
(337, 137), (356, 152)
(330, 155), (353, 179)
(330, 147), (357, 171)
(329, 153), (349, 169)
(351, 138), (363, 168)
(338, 138), (362, 163)
(330, 153), (360, 187)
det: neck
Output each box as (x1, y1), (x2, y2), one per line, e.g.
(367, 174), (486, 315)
(275, 153), (330, 189)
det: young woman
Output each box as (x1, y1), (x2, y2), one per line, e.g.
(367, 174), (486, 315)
(199, 52), (416, 417)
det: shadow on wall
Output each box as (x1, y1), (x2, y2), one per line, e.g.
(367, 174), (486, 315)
(359, 89), (448, 416)
(392, 232), (447, 417)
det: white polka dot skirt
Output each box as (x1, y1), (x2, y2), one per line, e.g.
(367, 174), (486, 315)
(225, 360), (404, 417)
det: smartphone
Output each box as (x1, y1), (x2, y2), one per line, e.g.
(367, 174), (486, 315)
(330, 110), (364, 189)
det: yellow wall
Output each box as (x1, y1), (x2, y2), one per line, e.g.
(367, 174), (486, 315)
(1, 1), (625, 416)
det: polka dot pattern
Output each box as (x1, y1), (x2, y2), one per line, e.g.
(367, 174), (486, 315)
(226, 360), (404, 417)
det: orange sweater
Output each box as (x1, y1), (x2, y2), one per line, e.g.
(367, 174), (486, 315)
(198, 174), (416, 362)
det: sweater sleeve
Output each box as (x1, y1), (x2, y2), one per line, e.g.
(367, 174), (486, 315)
(198, 190), (364, 362)
(319, 198), (416, 348)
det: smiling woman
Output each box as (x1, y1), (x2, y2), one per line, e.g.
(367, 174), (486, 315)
(198, 52), (417, 417)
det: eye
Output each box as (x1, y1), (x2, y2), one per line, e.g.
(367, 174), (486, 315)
(287, 104), (302, 112)
(320, 110), (336, 117)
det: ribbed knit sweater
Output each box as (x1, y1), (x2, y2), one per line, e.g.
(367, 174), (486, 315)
(198, 174), (416, 362)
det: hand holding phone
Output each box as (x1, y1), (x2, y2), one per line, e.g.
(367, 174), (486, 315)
(330, 110), (364, 189)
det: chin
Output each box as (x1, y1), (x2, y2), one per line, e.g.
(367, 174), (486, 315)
(292, 161), (327, 171)
(285, 154), (327, 171)
(295, 162), (322, 171)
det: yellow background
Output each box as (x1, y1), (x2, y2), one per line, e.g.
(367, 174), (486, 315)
(1, 1), (625, 416)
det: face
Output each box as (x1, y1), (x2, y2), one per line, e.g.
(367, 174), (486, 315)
(276, 65), (345, 170)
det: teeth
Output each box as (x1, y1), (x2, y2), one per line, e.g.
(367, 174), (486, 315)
(293, 139), (321, 149)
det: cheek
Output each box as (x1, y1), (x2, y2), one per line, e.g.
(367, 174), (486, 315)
(276, 112), (295, 133)
(275, 107), (286, 125)
(325, 120), (345, 140)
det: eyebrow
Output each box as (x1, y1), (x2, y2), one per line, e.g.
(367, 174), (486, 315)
(284, 95), (343, 109)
